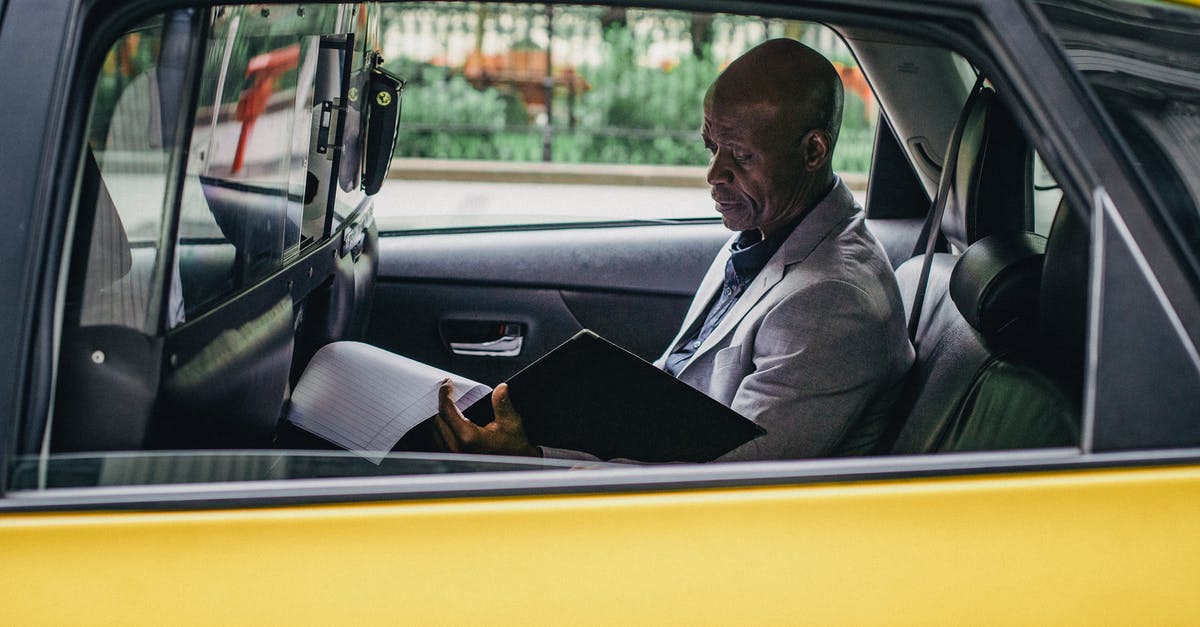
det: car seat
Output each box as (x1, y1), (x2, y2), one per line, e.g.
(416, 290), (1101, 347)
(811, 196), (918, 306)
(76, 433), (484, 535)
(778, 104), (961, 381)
(886, 85), (1081, 453)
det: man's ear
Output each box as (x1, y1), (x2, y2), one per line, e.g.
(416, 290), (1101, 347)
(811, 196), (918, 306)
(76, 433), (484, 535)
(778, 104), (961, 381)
(800, 129), (832, 171)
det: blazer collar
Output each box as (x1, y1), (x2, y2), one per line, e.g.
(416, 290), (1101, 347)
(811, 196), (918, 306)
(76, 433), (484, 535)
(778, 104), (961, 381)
(674, 178), (860, 372)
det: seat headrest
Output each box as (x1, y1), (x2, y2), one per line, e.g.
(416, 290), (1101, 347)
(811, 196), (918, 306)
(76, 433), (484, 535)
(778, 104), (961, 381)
(1039, 200), (1090, 385)
(941, 88), (1033, 251)
(950, 232), (1047, 350)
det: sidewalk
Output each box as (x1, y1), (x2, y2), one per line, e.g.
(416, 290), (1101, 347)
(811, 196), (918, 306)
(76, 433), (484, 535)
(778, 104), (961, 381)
(374, 158), (868, 231)
(387, 158), (869, 190)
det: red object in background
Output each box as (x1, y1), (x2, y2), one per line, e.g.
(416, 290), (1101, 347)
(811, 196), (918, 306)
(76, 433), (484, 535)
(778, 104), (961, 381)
(232, 44), (301, 174)
(459, 49), (588, 119)
(833, 62), (876, 122)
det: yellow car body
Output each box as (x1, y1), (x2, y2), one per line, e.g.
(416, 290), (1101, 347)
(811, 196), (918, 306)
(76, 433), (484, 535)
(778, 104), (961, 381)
(4, 463), (1200, 624)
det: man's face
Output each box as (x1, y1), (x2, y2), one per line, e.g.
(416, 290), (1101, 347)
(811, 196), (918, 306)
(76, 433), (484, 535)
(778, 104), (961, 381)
(702, 98), (814, 237)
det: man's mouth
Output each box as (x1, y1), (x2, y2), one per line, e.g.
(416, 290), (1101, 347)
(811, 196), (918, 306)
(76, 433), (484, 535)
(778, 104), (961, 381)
(712, 194), (743, 210)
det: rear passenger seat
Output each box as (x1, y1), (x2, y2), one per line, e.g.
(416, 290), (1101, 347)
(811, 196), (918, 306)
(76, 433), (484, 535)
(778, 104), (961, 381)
(887, 87), (1083, 454)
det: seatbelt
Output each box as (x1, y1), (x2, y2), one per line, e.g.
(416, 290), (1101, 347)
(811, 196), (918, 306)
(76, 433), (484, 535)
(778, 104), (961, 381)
(874, 76), (989, 456)
(906, 75), (987, 343)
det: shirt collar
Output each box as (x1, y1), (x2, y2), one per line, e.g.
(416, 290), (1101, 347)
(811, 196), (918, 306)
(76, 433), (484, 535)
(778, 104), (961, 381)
(726, 176), (839, 284)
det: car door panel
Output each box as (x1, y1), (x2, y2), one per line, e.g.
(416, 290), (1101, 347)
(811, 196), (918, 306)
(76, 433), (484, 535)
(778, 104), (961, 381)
(4, 463), (1199, 624)
(366, 223), (729, 383)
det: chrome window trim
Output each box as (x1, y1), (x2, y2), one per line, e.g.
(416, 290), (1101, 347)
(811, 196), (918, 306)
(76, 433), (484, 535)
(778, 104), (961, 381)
(4, 447), (1200, 513)
(1081, 187), (1106, 454)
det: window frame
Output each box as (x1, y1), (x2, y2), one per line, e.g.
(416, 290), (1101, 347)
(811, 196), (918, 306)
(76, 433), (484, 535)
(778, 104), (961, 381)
(6, 447), (1200, 513)
(4, 0), (1200, 507)
(369, 6), (879, 234)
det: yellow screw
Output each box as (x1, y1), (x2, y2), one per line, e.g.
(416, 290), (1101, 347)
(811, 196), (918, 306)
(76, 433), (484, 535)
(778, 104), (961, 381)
(376, 91), (392, 107)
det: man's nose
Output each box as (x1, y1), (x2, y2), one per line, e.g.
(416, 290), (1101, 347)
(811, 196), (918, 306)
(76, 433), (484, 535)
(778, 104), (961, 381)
(707, 151), (733, 186)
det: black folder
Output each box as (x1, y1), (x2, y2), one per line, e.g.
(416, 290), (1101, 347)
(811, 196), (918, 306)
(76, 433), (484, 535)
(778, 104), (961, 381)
(465, 330), (764, 462)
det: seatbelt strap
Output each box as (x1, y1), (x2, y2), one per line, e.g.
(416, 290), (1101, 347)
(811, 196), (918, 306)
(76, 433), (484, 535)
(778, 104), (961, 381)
(906, 75), (987, 343)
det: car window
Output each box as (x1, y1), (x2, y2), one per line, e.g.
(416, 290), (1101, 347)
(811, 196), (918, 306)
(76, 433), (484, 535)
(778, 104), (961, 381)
(75, 15), (170, 334)
(1033, 151), (1062, 236)
(70, 6), (375, 331)
(29, 1), (1093, 496)
(1038, 0), (1200, 256)
(175, 6), (371, 322)
(7, 451), (602, 489)
(373, 3), (877, 231)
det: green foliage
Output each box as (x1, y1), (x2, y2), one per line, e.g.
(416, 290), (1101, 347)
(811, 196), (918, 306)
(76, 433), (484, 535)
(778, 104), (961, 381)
(389, 24), (875, 173)
(834, 127), (874, 174)
(842, 88), (871, 130)
(573, 27), (713, 132)
(391, 64), (515, 160)
(563, 26), (715, 164)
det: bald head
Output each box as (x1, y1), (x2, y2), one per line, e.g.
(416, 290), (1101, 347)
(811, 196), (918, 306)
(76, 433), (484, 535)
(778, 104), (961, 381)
(706, 39), (844, 149)
(701, 39), (846, 236)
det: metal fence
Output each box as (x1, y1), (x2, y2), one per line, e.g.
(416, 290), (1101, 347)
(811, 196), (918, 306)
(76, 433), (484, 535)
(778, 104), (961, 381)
(380, 3), (876, 172)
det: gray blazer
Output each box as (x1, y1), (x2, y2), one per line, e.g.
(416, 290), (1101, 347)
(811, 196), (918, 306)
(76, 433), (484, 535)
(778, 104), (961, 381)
(658, 179), (914, 460)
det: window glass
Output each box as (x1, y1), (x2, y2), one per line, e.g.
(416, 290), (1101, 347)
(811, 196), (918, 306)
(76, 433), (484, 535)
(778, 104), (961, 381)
(74, 16), (170, 334)
(36, 2), (1085, 497)
(1033, 151), (1062, 236)
(1038, 0), (1200, 254)
(374, 3), (876, 231)
(175, 5), (359, 322)
(8, 451), (596, 489)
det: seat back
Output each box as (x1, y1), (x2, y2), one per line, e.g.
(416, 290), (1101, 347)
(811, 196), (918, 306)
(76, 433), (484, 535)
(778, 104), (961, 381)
(891, 233), (1077, 453)
(939, 88), (1032, 252)
(1038, 199), (1090, 393)
(886, 87), (1079, 454)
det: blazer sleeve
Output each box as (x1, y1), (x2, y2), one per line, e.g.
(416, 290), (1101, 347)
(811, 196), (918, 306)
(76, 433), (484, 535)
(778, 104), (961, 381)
(717, 278), (900, 461)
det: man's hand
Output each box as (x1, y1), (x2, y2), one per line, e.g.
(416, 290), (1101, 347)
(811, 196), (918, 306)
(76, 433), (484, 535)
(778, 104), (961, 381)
(434, 380), (542, 457)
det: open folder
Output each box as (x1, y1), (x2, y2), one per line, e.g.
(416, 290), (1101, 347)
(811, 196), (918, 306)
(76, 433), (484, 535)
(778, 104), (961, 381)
(287, 330), (764, 463)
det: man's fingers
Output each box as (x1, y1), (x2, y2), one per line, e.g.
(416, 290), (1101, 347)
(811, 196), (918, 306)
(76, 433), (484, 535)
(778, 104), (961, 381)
(437, 379), (477, 446)
(492, 382), (520, 426)
(431, 408), (460, 453)
(439, 380), (534, 456)
(489, 382), (539, 457)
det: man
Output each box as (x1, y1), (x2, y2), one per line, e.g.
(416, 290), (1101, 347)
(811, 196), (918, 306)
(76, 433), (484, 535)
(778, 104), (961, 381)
(435, 39), (914, 461)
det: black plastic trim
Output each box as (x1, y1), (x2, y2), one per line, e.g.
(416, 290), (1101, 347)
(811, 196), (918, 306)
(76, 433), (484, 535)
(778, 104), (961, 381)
(376, 221), (728, 297)
(4, 448), (1200, 513)
(164, 232), (340, 360)
(165, 199), (373, 361)
(378, 275), (696, 299)
(198, 175), (306, 205)
(150, 9), (209, 334)
(5, 0), (91, 493)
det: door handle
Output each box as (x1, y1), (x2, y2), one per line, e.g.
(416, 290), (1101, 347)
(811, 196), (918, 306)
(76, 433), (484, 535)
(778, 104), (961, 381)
(447, 323), (524, 357)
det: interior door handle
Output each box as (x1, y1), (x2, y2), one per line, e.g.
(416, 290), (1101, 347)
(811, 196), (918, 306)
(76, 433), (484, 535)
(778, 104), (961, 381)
(448, 324), (524, 357)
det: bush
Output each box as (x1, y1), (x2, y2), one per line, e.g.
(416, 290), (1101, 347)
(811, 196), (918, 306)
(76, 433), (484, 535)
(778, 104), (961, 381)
(387, 25), (875, 172)
(390, 64), (514, 160)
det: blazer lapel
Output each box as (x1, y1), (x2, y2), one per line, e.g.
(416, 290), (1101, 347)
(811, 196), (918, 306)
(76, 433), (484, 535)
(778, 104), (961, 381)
(657, 235), (736, 364)
(677, 180), (860, 374)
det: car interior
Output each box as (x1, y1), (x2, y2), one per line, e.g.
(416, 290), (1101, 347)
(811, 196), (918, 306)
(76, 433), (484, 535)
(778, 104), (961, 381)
(20, 1), (1091, 487)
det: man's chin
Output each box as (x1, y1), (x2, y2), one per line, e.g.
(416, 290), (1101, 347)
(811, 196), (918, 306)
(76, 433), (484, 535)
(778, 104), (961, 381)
(717, 208), (753, 232)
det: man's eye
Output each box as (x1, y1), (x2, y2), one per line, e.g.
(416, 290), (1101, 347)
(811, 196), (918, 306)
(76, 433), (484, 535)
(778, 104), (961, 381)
(704, 143), (717, 155)
(732, 151), (752, 163)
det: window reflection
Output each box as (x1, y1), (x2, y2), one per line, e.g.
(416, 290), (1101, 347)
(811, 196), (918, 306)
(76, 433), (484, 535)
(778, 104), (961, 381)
(77, 15), (174, 333)
(173, 5), (365, 323)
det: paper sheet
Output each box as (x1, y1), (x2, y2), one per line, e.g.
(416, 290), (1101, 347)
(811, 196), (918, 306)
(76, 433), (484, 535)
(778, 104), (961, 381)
(287, 341), (490, 463)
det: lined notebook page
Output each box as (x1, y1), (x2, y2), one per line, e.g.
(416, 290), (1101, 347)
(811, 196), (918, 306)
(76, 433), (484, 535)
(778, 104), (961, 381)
(288, 341), (490, 463)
